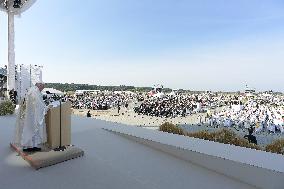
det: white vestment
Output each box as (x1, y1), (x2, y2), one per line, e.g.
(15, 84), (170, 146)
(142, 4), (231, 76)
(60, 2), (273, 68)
(14, 86), (48, 148)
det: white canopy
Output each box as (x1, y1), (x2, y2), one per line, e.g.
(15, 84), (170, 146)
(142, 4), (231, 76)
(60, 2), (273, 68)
(42, 88), (64, 96)
(0, 0), (37, 15)
(153, 92), (165, 98)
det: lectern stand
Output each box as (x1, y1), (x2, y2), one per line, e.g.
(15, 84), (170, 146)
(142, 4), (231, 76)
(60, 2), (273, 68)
(45, 101), (71, 150)
(54, 101), (66, 151)
(11, 100), (84, 170)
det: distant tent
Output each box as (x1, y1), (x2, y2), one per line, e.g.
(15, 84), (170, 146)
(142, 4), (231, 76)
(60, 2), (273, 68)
(169, 91), (176, 96)
(42, 88), (64, 96)
(153, 92), (165, 98)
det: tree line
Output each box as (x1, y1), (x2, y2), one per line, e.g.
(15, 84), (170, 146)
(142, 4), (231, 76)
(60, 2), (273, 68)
(45, 83), (173, 93)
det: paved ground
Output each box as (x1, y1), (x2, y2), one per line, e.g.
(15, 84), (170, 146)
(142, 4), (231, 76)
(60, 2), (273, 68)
(0, 115), (256, 189)
(72, 107), (207, 127)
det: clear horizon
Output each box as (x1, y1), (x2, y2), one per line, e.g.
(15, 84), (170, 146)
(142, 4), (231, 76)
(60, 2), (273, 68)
(1, 0), (284, 92)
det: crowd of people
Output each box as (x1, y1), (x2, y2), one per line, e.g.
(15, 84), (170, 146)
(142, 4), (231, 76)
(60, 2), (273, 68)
(133, 92), (238, 118)
(58, 89), (284, 134)
(64, 91), (136, 110)
(134, 93), (217, 117)
(209, 93), (284, 133)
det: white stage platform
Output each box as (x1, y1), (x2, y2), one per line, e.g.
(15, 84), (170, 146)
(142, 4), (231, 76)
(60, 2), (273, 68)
(0, 115), (259, 189)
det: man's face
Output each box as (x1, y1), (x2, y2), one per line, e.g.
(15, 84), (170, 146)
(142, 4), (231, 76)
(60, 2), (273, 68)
(36, 83), (45, 92)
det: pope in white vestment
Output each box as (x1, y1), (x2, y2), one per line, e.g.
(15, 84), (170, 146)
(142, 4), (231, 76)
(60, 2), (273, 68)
(14, 83), (48, 150)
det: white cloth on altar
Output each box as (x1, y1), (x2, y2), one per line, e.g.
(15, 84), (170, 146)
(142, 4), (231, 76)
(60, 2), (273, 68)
(50, 101), (60, 108)
(14, 86), (48, 148)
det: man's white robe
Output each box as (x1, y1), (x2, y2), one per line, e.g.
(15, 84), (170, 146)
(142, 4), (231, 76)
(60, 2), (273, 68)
(14, 86), (48, 148)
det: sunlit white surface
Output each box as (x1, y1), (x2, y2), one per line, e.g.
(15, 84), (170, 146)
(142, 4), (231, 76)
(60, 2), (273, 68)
(0, 115), (257, 189)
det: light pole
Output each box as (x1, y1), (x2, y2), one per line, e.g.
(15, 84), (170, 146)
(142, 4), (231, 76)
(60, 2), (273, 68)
(0, 0), (36, 95)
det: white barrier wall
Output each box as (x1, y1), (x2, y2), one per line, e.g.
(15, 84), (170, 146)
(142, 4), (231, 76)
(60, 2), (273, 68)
(102, 125), (284, 189)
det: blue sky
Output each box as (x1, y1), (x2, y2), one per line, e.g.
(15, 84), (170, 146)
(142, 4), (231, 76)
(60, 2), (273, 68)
(1, 0), (284, 91)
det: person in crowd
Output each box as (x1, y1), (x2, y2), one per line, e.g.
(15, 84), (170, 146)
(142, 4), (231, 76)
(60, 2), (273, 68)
(244, 127), (258, 145)
(87, 110), (92, 117)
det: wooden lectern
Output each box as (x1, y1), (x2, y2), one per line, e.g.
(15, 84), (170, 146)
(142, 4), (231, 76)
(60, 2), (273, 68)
(10, 102), (84, 170)
(45, 101), (71, 149)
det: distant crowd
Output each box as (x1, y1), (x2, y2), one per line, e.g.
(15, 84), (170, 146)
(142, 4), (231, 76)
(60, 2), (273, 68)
(133, 92), (250, 118)
(134, 93), (221, 118)
(209, 93), (284, 133)
(67, 91), (225, 116)
(63, 91), (136, 110)
(48, 89), (284, 134)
